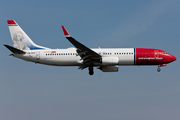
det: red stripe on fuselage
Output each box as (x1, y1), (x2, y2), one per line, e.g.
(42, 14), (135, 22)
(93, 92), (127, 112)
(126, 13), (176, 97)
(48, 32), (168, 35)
(135, 48), (172, 65)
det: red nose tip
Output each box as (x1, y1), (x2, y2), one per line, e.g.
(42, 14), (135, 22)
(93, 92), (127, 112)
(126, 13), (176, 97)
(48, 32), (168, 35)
(172, 55), (176, 61)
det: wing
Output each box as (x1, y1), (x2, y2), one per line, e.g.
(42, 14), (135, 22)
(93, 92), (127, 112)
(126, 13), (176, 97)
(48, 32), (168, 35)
(62, 26), (101, 67)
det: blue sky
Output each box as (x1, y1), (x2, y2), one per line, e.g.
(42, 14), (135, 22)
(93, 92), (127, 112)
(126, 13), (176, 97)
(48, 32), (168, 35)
(0, 0), (180, 120)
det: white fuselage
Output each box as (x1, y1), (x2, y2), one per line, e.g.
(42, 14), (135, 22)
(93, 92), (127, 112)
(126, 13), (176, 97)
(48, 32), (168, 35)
(14, 48), (135, 66)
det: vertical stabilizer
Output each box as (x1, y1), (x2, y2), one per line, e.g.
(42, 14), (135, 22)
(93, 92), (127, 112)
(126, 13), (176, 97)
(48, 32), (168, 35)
(7, 20), (49, 50)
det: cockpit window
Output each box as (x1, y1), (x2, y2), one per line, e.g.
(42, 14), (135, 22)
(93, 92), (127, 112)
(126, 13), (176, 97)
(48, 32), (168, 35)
(163, 52), (169, 54)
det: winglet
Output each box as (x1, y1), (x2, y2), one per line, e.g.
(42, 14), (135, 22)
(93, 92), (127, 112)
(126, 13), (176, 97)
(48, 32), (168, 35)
(7, 20), (18, 25)
(62, 26), (70, 37)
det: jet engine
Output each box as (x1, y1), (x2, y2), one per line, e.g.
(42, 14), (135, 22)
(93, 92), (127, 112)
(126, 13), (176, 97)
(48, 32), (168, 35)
(100, 66), (118, 72)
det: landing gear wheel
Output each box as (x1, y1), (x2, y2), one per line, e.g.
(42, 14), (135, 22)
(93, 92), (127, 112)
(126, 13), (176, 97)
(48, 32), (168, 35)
(89, 64), (94, 75)
(157, 67), (161, 72)
(89, 70), (94, 75)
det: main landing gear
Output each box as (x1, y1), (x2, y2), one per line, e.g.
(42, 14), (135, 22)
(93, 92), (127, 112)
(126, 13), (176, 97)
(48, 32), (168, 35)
(89, 64), (94, 75)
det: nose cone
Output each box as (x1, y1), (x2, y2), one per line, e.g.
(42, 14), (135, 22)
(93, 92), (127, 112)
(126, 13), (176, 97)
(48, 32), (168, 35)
(171, 55), (176, 62)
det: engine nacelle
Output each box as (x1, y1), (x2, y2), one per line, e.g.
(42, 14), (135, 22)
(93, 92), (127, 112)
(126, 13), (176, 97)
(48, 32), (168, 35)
(101, 57), (119, 65)
(100, 66), (118, 72)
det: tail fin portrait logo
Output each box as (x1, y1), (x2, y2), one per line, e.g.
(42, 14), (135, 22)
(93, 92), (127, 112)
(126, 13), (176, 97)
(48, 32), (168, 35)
(12, 31), (30, 50)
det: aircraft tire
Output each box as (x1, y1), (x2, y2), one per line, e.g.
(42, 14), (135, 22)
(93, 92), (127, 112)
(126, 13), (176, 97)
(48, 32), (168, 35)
(89, 70), (94, 75)
(157, 68), (161, 72)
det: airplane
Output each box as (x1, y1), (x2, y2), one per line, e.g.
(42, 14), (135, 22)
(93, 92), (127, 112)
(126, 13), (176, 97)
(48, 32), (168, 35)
(4, 20), (176, 75)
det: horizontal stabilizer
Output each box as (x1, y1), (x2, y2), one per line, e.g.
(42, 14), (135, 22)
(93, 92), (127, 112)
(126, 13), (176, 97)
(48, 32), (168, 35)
(4, 44), (26, 54)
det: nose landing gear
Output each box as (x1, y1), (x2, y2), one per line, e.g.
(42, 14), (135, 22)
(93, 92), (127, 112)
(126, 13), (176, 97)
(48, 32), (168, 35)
(157, 64), (167, 72)
(157, 67), (161, 72)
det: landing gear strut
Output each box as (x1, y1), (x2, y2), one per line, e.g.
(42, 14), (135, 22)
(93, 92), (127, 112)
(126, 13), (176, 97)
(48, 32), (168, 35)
(89, 64), (94, 75)
(157, 67), (161, 72)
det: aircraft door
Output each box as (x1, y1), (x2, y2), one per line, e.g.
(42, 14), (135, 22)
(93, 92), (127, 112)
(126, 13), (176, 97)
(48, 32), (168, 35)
(154, 50), (159, 58)
(36, 51), (40, 60)
(154, 50), (160, 62)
